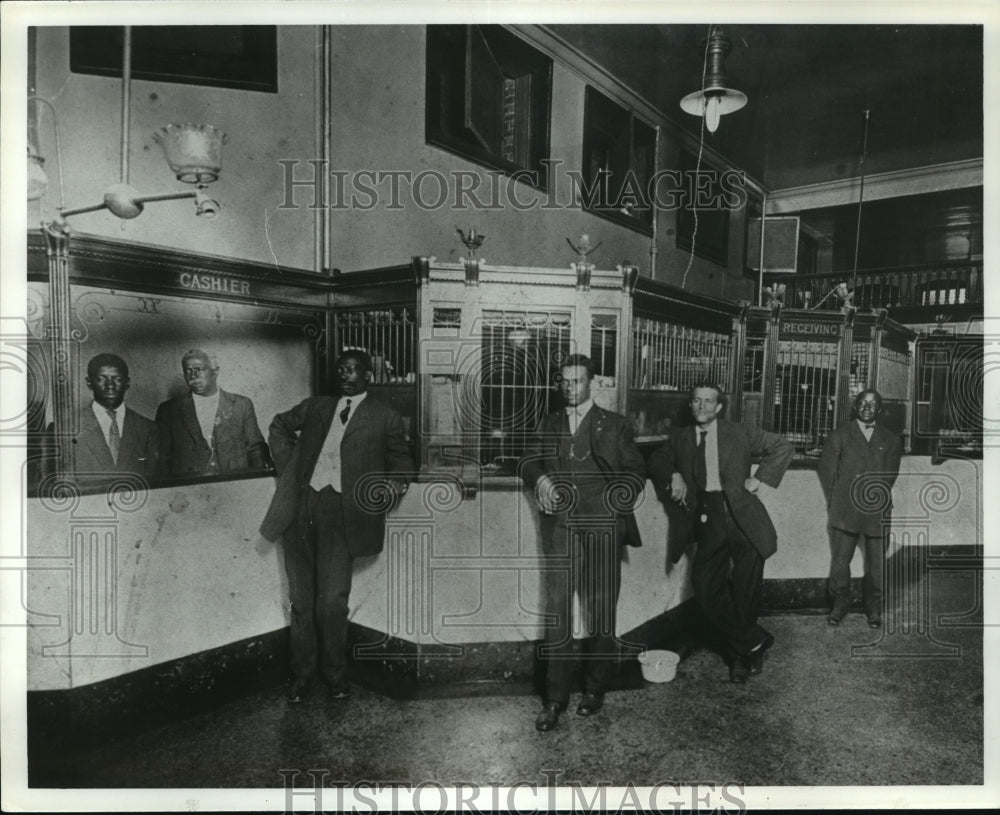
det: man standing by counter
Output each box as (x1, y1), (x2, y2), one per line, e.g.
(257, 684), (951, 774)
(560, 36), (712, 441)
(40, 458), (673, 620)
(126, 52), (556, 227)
(649, 383), (793, 684)
(818, 389), (902, 629)
(259, 350), (411, 703)
(521, 354), (646, 731)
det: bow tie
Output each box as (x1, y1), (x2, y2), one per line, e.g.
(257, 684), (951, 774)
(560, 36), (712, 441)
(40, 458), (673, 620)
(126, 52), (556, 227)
(863, 423), (875, 430)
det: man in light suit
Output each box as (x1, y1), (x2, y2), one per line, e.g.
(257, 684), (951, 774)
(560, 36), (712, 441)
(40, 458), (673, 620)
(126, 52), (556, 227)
(649, 383), (793, 683)
(818, 389), (902, 629)
(155, 348), (272, 476)
(521, 354), (646, 731)
(260, 350), (411, 703)
(73, 352), (159, 481)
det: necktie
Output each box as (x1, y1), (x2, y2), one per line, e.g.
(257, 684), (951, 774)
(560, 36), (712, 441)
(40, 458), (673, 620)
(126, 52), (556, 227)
(107, 409), (121, 464)
(694, 428), (707, 491)
(557, 410), (571, 462)
(340, 398), (352, 425)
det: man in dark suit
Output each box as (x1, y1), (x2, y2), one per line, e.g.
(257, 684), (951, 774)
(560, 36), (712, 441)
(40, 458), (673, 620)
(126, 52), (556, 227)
(521, 354), (646, 731)
(649, 382), (793, 684)
(73, 352), (159, 481)
(259, 350), (411, 703)
(155, 348), (271, 476)
(817, 389), (902, 629)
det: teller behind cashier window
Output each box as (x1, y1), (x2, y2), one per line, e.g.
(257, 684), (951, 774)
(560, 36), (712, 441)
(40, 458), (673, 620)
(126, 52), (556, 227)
(71, 352), (160, 480)
(155, 348), (272, 476)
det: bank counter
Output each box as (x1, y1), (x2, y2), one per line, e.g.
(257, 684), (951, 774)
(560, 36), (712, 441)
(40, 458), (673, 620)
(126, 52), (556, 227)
(25, 234), (973, 739)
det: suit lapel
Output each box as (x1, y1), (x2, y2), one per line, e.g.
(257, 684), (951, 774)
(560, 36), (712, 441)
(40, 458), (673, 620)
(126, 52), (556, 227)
(118, 408), (141, 466)
(869, 423), (893, 452)
(678, 422), (697, 474)
(852, 420), (879, 449)
(587, 405), (604, 441)
(341, 397), (371, 441)
(584, 406), (602, 470)
(80, 405), (114, 468)
(180, 393), (207, 446)
(213, 390), (236, 444)
(299, 398), (337, 481)
(850, 420), (867, 445)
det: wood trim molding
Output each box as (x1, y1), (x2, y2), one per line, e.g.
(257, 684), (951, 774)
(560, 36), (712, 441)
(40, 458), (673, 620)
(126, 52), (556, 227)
(766, 158), (983, 213)
(27, 230), (416, 309)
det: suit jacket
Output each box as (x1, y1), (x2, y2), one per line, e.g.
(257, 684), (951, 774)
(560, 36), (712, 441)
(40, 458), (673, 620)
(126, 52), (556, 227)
(648, 419), (794, 560)
(259, 395), (412, 556)
(156, 389), (271, 476)
(817, 421), (902, 537)
(73, 404), (160, 480)
(520, 405), (646, 548)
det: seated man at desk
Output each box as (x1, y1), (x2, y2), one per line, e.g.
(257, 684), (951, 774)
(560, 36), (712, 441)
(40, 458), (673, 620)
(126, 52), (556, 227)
(156, 348), (271, 476)
(73, 352), (159, 480)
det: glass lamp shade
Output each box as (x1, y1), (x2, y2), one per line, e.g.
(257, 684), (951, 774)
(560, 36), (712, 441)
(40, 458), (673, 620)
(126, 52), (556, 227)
(27, 150), (49, 202)
(153, 123), (227, 184)
(679, 88), (748, 133)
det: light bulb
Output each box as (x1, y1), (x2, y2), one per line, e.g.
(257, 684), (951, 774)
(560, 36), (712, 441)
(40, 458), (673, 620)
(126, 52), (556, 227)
(705, 95), (722, 133)
(195, 187), (220, 219)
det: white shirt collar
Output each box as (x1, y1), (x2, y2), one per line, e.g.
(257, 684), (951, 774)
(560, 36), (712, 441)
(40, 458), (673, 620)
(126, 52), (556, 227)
(339, 391), (368, 408)
(92, 400), (125, 422)
(566, 398), (594, 418)
(192, 388), (221, 402)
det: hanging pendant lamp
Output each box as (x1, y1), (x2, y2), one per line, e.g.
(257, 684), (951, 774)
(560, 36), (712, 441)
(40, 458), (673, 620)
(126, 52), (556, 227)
(679, 27), (747, 133)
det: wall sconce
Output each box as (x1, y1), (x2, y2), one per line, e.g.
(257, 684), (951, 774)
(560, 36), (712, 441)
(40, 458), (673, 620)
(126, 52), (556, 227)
(27, 141), (48, 202)
(28, 26), (227, 476)
(28, 28), (226, 230)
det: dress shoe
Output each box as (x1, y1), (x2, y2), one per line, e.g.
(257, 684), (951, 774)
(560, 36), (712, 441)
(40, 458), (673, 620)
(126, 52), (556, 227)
(326, 682), (352, 700)
(827, 606), (848, 626)
(576, 692), (605, 716)
(748, 632), (775, 677)
(535, 700), (566, 732)
(728, 658), (750, 684)
(287, 678), (313, 704)
(867, 614), (882, 629)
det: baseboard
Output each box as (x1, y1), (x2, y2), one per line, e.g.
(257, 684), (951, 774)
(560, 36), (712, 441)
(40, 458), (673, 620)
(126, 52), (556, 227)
(27, 597), (702, 766)
(29, 543), (982, 765)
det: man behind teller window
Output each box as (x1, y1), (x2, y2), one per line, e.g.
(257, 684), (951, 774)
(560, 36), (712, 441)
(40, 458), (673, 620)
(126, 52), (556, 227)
(155, 348), (271, 476)
(73, 352), (159, 480)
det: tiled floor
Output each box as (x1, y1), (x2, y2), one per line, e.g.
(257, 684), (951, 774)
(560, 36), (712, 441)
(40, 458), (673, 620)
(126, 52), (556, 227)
(30, 568), (983, 789)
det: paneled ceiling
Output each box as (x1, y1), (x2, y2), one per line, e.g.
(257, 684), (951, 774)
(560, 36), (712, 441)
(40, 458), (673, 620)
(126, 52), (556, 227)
(546, 24), (983, 191)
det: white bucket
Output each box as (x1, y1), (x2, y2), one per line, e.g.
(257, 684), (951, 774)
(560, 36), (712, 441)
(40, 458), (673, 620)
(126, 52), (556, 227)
(638, 649), (680, 683)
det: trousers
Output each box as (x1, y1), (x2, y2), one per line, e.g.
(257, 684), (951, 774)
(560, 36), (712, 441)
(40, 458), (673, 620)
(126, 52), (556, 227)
(539, 521), (624, 703)
(692, 491), (768, 660)
(284, 486), (353, 684)
(829, 526), (886, 616)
